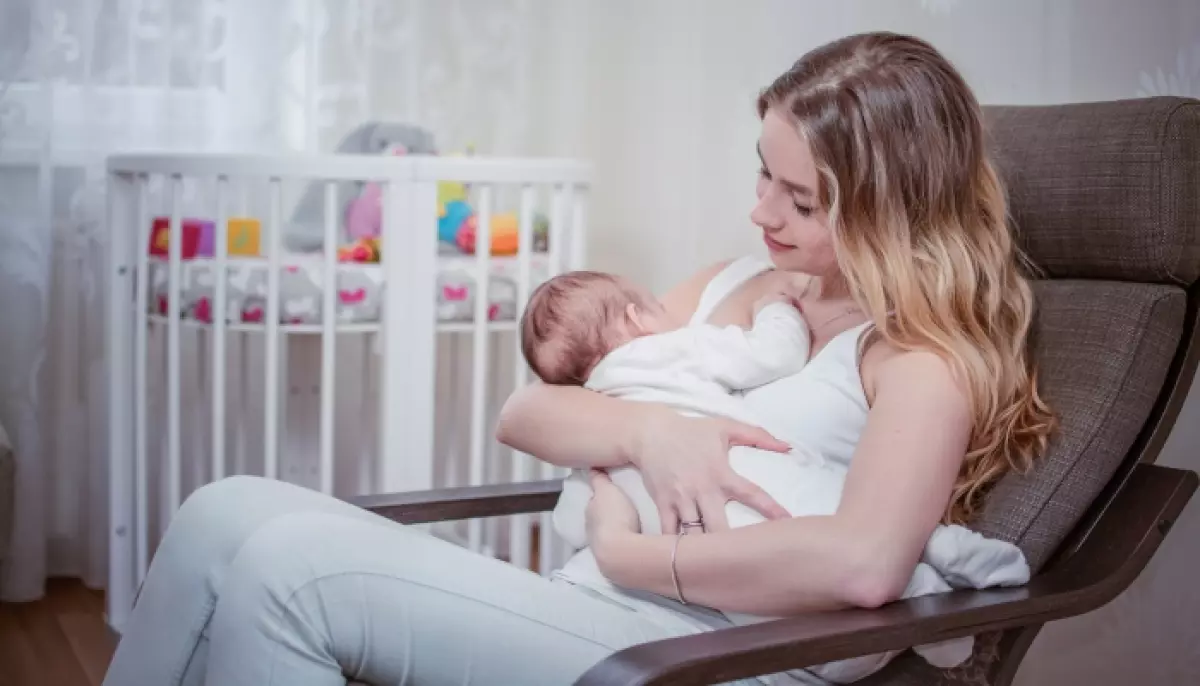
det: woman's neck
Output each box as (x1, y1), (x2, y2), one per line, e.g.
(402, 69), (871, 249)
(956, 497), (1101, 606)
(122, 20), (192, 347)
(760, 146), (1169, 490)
(805, 272), (853, 302)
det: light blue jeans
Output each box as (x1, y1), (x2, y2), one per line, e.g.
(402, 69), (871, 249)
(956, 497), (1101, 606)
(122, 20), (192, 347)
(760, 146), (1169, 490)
(101, 476), (708, 686)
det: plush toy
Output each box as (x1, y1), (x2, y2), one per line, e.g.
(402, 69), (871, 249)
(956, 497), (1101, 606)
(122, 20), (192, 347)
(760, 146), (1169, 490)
(455, 213), (521, 255)
(338, 237), (381, 263)
(150, 217), (210, 259)
(285, 122), (438, 252)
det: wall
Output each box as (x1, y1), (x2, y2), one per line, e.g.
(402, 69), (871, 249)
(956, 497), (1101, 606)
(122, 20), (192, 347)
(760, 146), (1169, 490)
(548, 1), (1199, 683)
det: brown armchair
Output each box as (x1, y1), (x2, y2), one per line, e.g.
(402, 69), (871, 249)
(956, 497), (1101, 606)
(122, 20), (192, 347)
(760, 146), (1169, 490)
(350, 96), (1200, 685)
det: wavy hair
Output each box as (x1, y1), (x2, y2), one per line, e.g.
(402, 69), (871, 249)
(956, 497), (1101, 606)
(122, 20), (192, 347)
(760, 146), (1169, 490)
(757, 32), (1056, 524)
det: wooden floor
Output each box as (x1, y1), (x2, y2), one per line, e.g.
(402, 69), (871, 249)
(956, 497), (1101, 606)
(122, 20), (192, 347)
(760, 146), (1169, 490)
(0, 578), (117, 686)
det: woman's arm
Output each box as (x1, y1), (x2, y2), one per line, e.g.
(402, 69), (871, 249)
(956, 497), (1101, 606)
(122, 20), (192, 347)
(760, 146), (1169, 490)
(495, 260), (732, 469)
(591, 348), (972, 614)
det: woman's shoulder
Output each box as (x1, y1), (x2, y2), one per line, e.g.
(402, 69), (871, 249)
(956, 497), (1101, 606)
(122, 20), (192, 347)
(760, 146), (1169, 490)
(660, 257), (778, 323)
(860, 339), (968, 417)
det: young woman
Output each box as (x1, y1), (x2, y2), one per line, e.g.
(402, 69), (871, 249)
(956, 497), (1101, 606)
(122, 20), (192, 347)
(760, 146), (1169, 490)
(104, 31), (1054, 686)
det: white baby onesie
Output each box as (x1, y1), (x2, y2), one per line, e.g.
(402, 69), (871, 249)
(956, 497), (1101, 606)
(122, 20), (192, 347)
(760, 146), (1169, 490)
(552, 301), (817, 548)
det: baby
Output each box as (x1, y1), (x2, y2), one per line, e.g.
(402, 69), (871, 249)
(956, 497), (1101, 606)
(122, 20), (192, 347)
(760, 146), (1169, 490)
(519, 269), (831, 547)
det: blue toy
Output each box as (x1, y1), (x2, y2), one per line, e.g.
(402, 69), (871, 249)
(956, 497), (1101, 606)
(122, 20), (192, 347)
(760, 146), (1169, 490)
(439, 199), (474, 244)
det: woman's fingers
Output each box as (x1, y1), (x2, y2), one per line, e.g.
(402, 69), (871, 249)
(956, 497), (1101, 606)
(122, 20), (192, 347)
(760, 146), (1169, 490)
(724, 475), (790, 521)
(697, 494), (731, 532)
(656, 497), (680, 535)
(723, 421), (791, 454)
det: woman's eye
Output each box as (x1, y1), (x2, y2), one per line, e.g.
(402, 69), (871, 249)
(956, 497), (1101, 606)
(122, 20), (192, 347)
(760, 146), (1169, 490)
(793, 202), (814, 217)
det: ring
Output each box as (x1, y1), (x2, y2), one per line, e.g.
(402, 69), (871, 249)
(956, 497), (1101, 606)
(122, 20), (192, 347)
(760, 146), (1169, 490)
(679, 519), (705, 534)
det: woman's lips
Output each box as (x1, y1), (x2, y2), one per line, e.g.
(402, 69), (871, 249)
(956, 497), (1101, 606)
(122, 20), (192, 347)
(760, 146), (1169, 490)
(763, 232), (794, 252)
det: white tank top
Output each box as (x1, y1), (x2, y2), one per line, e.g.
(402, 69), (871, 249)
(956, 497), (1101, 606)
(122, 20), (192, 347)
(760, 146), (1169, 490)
(690, 256), (871, 470)
(551, 257), (875, 648)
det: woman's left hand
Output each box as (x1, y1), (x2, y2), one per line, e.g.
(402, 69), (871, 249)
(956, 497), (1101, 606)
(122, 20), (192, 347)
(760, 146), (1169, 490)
(586, 470), (641, 546)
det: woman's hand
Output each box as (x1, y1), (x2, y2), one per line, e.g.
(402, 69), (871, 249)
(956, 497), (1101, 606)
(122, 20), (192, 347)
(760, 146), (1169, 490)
(630, 406), (792, 534)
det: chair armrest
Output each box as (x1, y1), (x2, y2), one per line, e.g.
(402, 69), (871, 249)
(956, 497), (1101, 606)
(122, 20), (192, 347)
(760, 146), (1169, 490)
(349, 480), (563, 524)
(575, 463), (1197, 686)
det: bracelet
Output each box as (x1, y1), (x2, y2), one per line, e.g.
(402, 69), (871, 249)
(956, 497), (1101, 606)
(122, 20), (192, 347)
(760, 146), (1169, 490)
(671, 531), (688, 605)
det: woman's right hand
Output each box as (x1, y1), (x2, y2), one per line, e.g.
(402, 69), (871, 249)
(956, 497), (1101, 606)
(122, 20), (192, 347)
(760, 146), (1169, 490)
(630, 406), (792, 534)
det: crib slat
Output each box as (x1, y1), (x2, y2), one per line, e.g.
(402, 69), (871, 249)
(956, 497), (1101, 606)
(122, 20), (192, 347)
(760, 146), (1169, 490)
(166, 176), (184, 516)
(508, 183), (538, 570)
(106, 171), (137, 629)
(264, 179), (283, 480)
(468, 184), (494, 554)
(319, 181), (338, 495)
(380, 178), (438, 496)
(570, 186), (588, 271)
(212, 177), (228, 482)
(132, 175), (150, 583)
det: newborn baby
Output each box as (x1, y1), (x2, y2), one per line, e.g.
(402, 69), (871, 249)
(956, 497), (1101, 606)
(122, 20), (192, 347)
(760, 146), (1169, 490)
(519, 269), (833, 547)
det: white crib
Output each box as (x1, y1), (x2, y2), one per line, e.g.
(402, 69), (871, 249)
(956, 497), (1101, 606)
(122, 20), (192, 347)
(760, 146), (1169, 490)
(105, 152), (590, 629)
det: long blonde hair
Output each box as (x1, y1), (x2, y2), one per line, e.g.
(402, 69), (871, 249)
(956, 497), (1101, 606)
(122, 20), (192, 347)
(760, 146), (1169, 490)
(758, 32), (1056, 524)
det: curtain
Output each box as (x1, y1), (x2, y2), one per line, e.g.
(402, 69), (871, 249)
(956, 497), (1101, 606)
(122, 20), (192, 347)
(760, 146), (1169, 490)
(2, 0), (1198, 681)
(0, 0), (579, 603)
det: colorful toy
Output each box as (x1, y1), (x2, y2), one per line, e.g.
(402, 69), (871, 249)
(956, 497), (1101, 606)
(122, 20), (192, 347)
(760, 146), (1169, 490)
(151, 216), (262, 259)
(338, 237), (381, 263)
(455, 212), (521, 255)
(285, 122), (438, 252)
(438, 199), (474, 243)
(225, 217), (262, 256)
(149, 217), (209, 259)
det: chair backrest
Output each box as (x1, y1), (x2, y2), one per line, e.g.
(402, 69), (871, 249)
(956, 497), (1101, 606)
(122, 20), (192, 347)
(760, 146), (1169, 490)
(971, 96), (1200, 572)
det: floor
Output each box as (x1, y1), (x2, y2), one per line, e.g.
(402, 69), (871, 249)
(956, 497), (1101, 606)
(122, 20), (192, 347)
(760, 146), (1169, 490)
(0, 578), (117, 686)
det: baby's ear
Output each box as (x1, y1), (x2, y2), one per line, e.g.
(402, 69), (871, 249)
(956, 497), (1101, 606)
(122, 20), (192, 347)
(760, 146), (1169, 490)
(625, 302), (646, 333)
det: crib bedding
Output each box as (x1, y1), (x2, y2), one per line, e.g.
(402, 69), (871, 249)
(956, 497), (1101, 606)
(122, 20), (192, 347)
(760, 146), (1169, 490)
(146, 252), (552, 326)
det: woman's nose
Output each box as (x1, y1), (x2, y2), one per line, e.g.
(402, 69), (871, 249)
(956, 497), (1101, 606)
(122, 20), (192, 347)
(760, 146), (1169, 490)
(750, 194), (783, 231)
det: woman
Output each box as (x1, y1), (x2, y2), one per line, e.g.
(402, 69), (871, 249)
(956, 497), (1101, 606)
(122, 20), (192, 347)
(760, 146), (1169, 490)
(104, 31), (1054, 686)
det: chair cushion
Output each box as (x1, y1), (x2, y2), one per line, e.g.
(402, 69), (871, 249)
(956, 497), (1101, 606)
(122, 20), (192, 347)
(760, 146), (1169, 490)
(858, 281), (1185, 685)
(974, 280), (1185, 571)
(984, 97), (1200, 286)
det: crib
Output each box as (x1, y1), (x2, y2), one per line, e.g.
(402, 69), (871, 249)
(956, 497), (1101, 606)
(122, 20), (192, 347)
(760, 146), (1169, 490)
(105, 152), (591, 629)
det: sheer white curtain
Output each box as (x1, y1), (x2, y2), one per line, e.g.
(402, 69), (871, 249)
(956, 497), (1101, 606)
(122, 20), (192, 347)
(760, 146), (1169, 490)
(0, 0), (578, 603)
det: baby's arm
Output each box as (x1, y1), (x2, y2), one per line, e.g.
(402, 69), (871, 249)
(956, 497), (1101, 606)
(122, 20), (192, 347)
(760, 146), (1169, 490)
(696, 295), (811, 391)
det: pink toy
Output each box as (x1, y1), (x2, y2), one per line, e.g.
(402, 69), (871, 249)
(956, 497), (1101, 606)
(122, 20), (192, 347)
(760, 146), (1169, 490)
(344, 144), (408, 239)
(345, 183), (383, 239)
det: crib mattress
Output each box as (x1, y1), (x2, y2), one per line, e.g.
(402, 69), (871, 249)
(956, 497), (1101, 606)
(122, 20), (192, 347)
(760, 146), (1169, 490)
(146, 252), (552, 326)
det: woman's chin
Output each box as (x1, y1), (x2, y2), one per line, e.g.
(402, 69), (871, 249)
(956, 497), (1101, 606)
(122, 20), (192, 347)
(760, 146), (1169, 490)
(766, 250), (808, 273)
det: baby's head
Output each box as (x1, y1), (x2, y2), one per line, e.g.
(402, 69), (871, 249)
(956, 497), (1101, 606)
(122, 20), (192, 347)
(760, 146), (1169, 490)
(520, 271), (678, 385)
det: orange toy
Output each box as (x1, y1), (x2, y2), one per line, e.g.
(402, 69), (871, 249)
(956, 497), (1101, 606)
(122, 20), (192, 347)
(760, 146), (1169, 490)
(455, 213), (520, 255)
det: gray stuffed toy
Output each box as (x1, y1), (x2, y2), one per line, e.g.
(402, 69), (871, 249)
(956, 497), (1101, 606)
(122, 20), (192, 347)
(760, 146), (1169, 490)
(285, 122), (439, 252)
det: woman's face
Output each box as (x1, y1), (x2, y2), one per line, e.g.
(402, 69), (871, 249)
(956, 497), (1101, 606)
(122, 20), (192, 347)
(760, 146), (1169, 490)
(752, 107), (839, 276)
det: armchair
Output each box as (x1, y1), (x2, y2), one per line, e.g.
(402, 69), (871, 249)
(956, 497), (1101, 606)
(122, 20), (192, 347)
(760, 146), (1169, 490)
(350, 96), (1200, 685)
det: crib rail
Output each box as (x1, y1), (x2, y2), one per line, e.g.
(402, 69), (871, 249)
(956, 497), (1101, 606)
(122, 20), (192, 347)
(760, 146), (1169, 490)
(106, 153), (590, 629)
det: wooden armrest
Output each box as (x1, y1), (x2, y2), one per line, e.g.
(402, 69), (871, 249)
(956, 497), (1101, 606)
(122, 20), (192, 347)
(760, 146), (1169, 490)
(350, 480), (563, 524)
(575, 463), (1197, 686)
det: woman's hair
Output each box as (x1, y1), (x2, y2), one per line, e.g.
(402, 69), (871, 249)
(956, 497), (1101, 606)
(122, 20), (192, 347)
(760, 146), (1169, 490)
(757, 32), (1056, 524)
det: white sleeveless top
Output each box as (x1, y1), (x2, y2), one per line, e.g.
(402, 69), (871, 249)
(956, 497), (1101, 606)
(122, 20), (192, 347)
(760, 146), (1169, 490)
(691, 256), (871, 469)
(551, 257), (874, 639)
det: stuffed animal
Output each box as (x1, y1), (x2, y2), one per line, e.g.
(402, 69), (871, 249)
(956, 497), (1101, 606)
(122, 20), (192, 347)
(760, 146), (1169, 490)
(285, 122), (438, 252)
